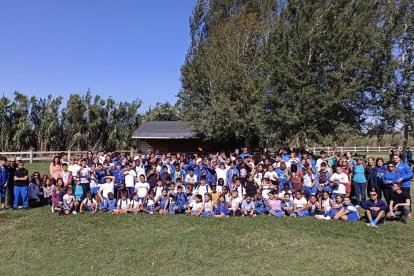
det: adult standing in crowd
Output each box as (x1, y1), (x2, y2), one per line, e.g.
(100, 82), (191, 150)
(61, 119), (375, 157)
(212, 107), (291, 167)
(393, 154), (413, 213)
(0, 156), (8, 211)
(407, 147), (412, 162)
(13, 162), (29, 210)
(49, 156), (62, 181)
(7, 157), (17, 209)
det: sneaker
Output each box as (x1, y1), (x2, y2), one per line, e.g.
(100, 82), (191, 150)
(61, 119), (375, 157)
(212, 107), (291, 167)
(355, 205), (360, 208)
(290, 213), (296, 217)
(366, 223), (372, 227)
(51, 206), (55, 213)
(253, 214), (257, 217)
(149, 212), (153, 215)
(322, 216), (331, 220)
(401, 216), (408, 224)
(315, 215), (324, 220)
(72, 211), (77, 215)
(371, 223), (378, 228)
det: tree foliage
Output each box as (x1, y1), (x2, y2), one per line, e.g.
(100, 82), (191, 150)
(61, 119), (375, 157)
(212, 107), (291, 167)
(0, 91), (142, 151)
(179, 0), (412, 149)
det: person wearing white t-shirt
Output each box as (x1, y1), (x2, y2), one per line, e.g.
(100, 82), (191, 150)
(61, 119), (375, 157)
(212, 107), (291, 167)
(113, 191), (130, 214)
(264, 165), (278, 181)
(98, 176), (115, 201)
(135, 174), (150, 203)
(329, 166), (349, 197)
(80, 192), (97, 213)
(186, 194), (204, 216)
(185, 168), (197, 186)
(215, 163), (228, 186)
(229, 190), (242, 216)
(293, 191), (309, 217)
(123, 164), (137, 196)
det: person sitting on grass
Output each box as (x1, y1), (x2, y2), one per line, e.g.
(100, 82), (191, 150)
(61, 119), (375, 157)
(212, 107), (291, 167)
(229, 190), (242, 216)
(320, 191), (332, 214)
(141, 190), (157, 215)
(188, 194), (203, 216)
(362, 189), (387, 227)
(333, 196), (359, 222)
(386, 183), (410, 224)
(172, 185), (188, 214)
(254, 192), (268, 215)
(155, 189), (169, 215)
(267, 191), (284, 217)
(80, 192), (97, 213)
(306, 194), (320, 216)
(129, 193), (141, 214)
(113, 191), (130, 214)
(73, 177), (86, 213)
(214, 194), (231, 217)
(200, 193), (213, 217)
(99, 192), (117, 213)
(63, 187), (75, 215)
(281, 192), (294, 217)
(241, 195), (256, 217)
(293, 190), (309, 217)
(315, 194), (344, 220)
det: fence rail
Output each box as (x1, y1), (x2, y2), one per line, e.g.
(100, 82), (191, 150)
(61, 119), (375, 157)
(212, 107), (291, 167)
(307, 146), (407, 154)
(0, 149), (134, 163)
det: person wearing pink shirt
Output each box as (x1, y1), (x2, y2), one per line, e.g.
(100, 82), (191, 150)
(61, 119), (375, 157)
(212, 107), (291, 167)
(49, 156), (62, 180)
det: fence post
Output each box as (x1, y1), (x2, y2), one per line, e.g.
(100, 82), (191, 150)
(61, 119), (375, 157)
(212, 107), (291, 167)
(354, 146), (356, 153)
(68, 150), (71, 160)
(29, 150), (33, 164)
(130, 148), (133, 157)
(367, 146), (369, 153)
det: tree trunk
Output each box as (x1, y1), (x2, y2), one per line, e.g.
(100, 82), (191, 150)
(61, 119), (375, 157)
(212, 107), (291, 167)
(244, 136), (250, 150)
(402, 120), (409, 161)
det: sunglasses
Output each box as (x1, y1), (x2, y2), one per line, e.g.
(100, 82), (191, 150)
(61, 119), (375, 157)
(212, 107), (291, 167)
(388, 166), (394, 168)
(369, 194), (377, 196)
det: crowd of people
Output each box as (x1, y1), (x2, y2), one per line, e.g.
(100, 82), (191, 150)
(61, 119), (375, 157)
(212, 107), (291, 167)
(0, 147), (412, 226)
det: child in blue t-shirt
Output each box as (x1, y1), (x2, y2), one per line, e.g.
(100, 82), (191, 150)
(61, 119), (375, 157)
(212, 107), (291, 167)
(333, 196), (359, 222)
(100, 192), (117, 213)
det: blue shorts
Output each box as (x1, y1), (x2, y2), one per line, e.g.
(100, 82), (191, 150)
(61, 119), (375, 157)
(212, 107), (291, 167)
(91, 187), (99, 195)
(269, 210), (285, 217)
(347, 212), (359, 222)
(145, 205), (154, 212)
(297, 210), (309, 217)
(0, 187), (6, 198)
(201, 211), (212, 217)
(85, 206), (93, 212)
(64, 204), (72, 210)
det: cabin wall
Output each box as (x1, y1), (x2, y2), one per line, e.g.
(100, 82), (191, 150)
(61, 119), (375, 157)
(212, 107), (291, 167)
(137, 139), (223, 153)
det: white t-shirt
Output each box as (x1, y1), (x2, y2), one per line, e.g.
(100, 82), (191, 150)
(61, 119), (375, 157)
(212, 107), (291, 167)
(293, 197), (307, 208)
(234, 185), (245, 201)
(303, 174), (314, 187)
(70, 164), (81, 178)
(185, 174), (197, 184)
(195, 184), (211, 199)
(215, 167), (227, 184)
(82, 198), (96, 207)
(230, 197), (241, 210)
(63, 194), (75, 204)
(330, 173), (348, 195)
(79, 167), (91, 183)
(264, 171), (278, 181)
(316, 158), (325, 172)
(124, 170), (137, 188)
(117, 198), (130, 209)
(99, 182), (114, 199)
(135, 182), (150, 198)
(154, 186), (164, 198)
(189, 201), (203, 213)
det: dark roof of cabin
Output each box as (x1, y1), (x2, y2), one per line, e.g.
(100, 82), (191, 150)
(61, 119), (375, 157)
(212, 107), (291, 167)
(132, 121), (197, 139)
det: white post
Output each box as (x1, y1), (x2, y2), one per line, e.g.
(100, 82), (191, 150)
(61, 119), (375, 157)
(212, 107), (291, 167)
(29, 150), (33, 164)
(68, 150), (71, 160)
(367, 146), (369, 153)
(130, 148), (133, 157)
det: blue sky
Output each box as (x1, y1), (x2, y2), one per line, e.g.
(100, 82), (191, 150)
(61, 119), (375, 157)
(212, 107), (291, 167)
(0, 0), (196, 111)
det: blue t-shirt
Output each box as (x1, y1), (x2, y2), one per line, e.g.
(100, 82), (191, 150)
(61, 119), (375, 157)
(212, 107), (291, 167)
(353, 165), (367, 183)
(74, 185), (84, 201)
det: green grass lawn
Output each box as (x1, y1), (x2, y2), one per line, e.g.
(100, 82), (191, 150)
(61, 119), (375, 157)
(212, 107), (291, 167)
(0, 161), (411, 275)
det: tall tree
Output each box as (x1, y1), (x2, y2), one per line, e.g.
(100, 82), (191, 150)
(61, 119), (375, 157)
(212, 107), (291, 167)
(179, 0), (277, 147)
(144, 102), (179, 121)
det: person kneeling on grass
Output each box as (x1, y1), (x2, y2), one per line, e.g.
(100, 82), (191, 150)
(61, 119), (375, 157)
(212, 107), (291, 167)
(214, 194), (231, 217)
(362, 189), (387, 227)
(386, 183), (410, 224)
(62, 187), (76, 215)
(113, 191), (130, 214)
(293, 191), (309, 217)
(200, 193), (213, 217)
(315, 194), (343, 220)
(267, 191), (284, 217)
(80, 192), (97, 213)
(241, 195), (256, 217)
(332, 196), (359, 222)
(187, 194), (203, 216)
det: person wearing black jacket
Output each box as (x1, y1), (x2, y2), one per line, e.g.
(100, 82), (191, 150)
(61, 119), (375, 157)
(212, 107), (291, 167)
(7, 157), (17, 209)
(13, 162), (29, 209)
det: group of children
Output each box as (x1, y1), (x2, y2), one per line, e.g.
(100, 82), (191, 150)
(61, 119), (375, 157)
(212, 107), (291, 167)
(20, 147), (403, 226)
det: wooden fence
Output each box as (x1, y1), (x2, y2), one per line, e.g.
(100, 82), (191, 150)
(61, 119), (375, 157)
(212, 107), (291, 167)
(0, 149), (134, 163)
(307, 146), (407, 154)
